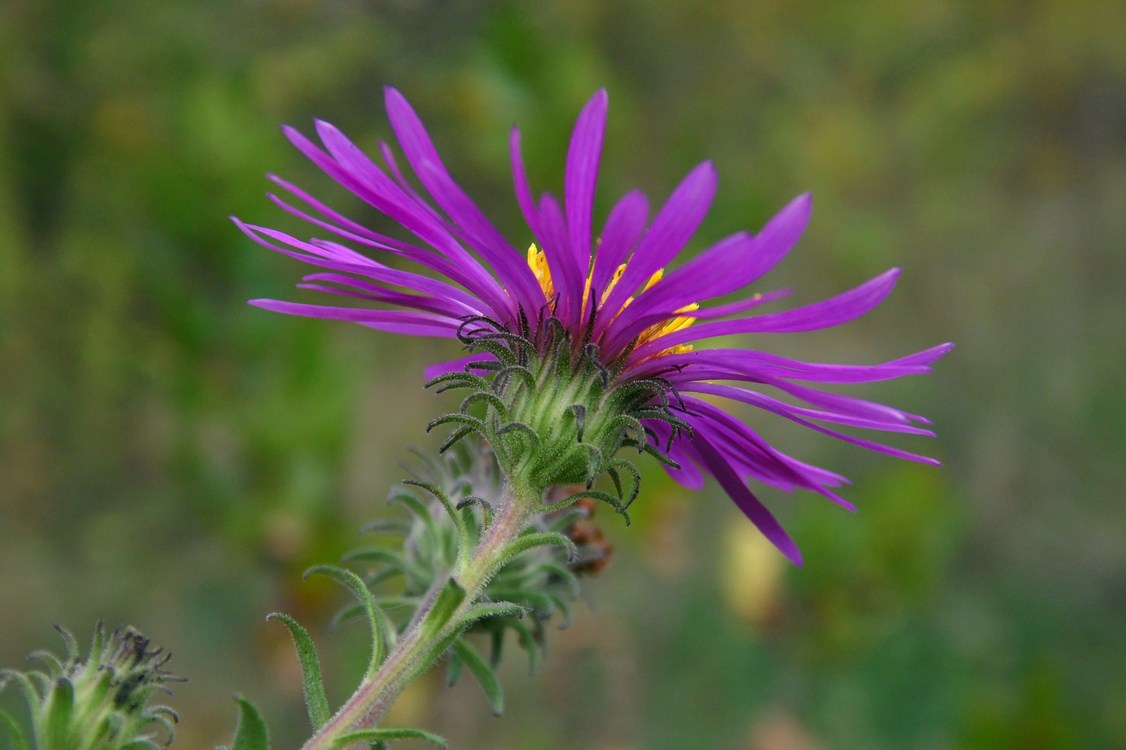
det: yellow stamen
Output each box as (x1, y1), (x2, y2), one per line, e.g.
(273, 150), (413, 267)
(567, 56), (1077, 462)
(527, 244), (696, 355)
(527, 243), (554, 298)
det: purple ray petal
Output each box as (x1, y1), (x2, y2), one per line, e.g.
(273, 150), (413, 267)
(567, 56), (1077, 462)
(629, 268), (902, 362)
(234, 219), (489, 314)
(287, 121), (511, 318)
(644, 421), (706, 490)
(690, 288), (793, 319)
(248, 299), (459, 336)
(297, 273), (475, 318)
(588, 189), (649, 323)
(538, 193), (583, 324)
(681, 382), (935, 435)
(594, 161), (718, 337)
(509, 127), (549, 274)
(691, 431), (803, 566)
(383, 88), (543, 316)
(627, 344), (945, 384)
(599, 231), (753, 355)
(683, 398), (847, 494)
(564, 90), (608, 284)
(683, 399), (857, 517)
(606, 194), (811, 351)
(684, 383), (940, 464)
(424, 352), (494, 380)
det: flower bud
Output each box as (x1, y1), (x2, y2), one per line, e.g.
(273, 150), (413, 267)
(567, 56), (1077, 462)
(0, 623), (181, 750)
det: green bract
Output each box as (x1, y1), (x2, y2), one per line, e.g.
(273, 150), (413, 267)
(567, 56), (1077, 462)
(427, 316), (689, 513)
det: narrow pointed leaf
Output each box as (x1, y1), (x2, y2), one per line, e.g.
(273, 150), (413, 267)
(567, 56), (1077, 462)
(44, 678), (75, 750)
(305, 565), (386, 676)
(0, 710), (30, 750)
(265, 613), (330, 730)
(506, 617), (542, 674)
(228, 696), (269, 750)
(332, 727), (447, 747)
(451, 640), (504, 716)
(422, 578), (467, 638)
(445, 649), (463, 686)
(497, 532), (577, 566)
(454, 601), (528, 630)
(0, 670), (42, 708)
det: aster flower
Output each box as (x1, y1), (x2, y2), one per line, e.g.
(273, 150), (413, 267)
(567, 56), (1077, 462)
(235, 88), (950, 565)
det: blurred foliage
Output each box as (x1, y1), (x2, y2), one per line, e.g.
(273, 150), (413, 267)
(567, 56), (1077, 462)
(2, 0), (1124, 748)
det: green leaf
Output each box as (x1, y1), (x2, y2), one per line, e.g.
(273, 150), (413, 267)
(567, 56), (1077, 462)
(402, 480), (471, 564)
(228, 696), (269, 750)
(0, 670), (42, 709)
(43, 677), (75, 750)
(454, 601), (528, 630)
(409, 628), (464, 685)
(386, 491), (438, 543)
(26, 651), (64, 677)
(506, 617), (542, 675)
(50, 625), (79, 663)
(445, 649), (463, 687)
(422, 578), (467, 638)
(340, 548), (409, 573)
(540, 562), (581, 598)
(119, 741), (161, 750)
(305, 565), (386, 677)
(451, 640), (504, 716)
(497, 532), (577, 567)
(333, 727), (447, 747)
(140, 708), (178, 743)
(0, 710), (30, 750)
(487, 589), (554, 617)
(265, 613), (330, 730)
(459, 391), (509, 420)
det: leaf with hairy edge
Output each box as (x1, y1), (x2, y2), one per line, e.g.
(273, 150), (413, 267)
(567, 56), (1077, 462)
(402, 480), (471, 566)
(332, 727), (447, 747)
(43, 677), (75, 749)
(451, 640), (504, 716)
(227, 696), (269, 750)
(454, 601), (528, 630)
(386, 491), (438, 543)
(497, 532), (577, 567)
(505, 617), (542, 675)
(445, 649), (463, 686)
(0, 670), (41, 709)
(305, 565), (386, 677)
(421, 578), (467, 639)
(0, 710), (30, 750)
(265, 613), (330, 730)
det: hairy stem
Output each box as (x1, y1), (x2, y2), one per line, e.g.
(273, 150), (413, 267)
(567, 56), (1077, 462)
(300, 479), (538, 750)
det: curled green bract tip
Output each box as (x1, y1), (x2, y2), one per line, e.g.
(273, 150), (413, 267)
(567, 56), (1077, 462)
(428, 315), (686, 510)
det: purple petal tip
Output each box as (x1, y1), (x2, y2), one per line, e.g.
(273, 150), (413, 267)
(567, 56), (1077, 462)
(782, 541), (804, 567)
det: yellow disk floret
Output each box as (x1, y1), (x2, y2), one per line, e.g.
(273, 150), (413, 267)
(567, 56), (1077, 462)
(527, 244), (696, 355)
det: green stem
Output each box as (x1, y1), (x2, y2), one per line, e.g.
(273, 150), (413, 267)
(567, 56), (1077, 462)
(300, 479), (538, 750)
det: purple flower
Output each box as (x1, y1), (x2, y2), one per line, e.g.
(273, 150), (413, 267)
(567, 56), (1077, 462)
(235, 88), (950, 565)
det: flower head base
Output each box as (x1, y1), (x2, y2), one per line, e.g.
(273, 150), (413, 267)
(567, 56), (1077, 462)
(238, 87), (951, 565)
(0, 623), (181, 750)
(427, 311), (688, 510)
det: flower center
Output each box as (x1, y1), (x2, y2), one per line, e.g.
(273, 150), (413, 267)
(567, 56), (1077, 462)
(526, 244), (697, 355)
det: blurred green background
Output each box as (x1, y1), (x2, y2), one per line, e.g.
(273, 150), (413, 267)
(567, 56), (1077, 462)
(2, 1), (1124, 748)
